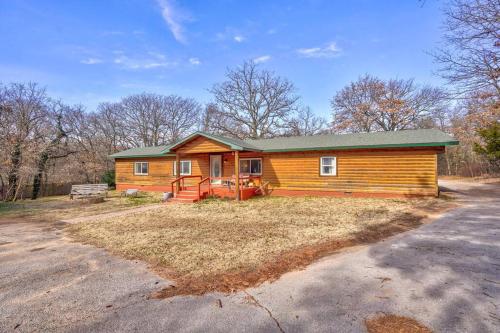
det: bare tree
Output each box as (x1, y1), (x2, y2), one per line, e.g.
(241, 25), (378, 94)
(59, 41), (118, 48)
(286, 106), (328, 136)
(209, 61), (300, 139)
(433, 0), (500, 95)
(120, 93), (166, 147)
(160, 95), (201, 142)
(0, 82), (49, 200)
(331, 75), (449, 133)
(199, 103), (219, 132)
(31, 102), (74, 199)
(118, 93), (200, 146)
(95, 102), (128, 152)
(330, 75), (381, 133)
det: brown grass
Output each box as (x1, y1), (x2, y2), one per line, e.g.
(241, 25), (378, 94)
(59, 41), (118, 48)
(0, 191), (162, 223)
(365, 314), (432, 333)
(67, 195), (454, 297)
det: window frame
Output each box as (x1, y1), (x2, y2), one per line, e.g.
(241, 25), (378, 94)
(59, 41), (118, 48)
(173, 160), (192, 176)
(239, 158), (262, 176)
(319, 156), (337, 176)
(134, 161), (149, 176)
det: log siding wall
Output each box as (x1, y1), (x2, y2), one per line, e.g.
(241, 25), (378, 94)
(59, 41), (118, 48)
(260, 149), (439, 195)
(115, 147), (440, 196)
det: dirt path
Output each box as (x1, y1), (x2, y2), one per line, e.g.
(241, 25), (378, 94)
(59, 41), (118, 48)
(0, 180), (498, 332)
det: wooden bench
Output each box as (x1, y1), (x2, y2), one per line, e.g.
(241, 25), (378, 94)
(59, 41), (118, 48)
(69, 184), (109, 200)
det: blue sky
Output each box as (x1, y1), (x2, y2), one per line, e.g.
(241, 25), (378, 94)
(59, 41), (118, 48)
(0, 0), (446, 117)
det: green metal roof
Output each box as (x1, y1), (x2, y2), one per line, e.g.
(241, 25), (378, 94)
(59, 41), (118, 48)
(245, 129), (459, 152)
(110, 129), (458, 158)
(108, 145), (173, 159)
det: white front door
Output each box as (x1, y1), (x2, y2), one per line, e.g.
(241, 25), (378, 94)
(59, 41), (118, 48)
(210, 155), (222, 184)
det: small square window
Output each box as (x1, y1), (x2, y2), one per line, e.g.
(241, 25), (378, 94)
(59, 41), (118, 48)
(173, 160), (192, 176)
(180, 161), (191, 175)
(320, 156), (336, 176)
(239, 158), (262, 175)
(134, 162), (149, 175)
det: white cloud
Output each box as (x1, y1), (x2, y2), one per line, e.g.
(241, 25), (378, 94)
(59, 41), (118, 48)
(113, 53), (176, 70)
(233, 35), (245, 43)
(253, 55), (271, 64)
(189, 57), (201, 65)
(297, 42), (342, 58)
(80, 58), (103, 65)
(215, 27), (247, 43)
(156, 0), (189, 44)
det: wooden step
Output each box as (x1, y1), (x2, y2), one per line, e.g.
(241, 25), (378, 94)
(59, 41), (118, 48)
(169, 197), (199, 203)
(176, 191), (208, 198)
(169, 190), (209, 203)
(176, 193), (199, 199)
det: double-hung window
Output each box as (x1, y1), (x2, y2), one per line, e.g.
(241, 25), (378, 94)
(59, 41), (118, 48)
(134, 162), (149, 175)
(173, 160), (192, 176)
(239, 158), (262, 175)
(320, 156), (336, 176)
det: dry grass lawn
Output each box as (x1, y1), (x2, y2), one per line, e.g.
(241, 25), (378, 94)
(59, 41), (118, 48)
(0, 191), (163, 222)
(365, 314), (432, 333)
(67, 195), (453, 296)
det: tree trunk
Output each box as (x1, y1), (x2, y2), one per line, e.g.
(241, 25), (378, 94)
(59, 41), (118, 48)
(444, 152), (452, 176)
(0, 174), (5, 200)
(5, 143), (22, 201)
(31, 151), (49, 200)
(31, 114), (67, 200)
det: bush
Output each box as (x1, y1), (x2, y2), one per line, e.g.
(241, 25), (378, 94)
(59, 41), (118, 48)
(101, 170), (116, 188)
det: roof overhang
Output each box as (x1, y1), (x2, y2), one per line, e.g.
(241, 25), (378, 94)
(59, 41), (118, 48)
(111, 153), (175, 159)
(261, 140), (459, 152)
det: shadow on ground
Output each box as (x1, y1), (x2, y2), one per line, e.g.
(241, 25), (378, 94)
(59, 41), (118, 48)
(267, 182), (500, 332)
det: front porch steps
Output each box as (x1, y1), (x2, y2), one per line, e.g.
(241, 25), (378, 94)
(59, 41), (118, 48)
(169, 190), (208, 203)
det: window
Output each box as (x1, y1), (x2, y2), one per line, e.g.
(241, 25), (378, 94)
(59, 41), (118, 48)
(240, 158), (262, 175)
(320, 156), (336, 176)
(134, 162), (149, 175)
(173, 160), (192, 176)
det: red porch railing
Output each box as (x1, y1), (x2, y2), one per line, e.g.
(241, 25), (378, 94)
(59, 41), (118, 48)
(172, 175), (262, 201)
(171, 175), (203, 194)
(197, 177), (211, 200)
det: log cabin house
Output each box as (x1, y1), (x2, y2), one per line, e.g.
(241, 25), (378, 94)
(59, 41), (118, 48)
(110, 129), (458, 203)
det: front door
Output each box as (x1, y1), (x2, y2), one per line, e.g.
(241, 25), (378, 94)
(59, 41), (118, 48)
(210, 155), (222, 184)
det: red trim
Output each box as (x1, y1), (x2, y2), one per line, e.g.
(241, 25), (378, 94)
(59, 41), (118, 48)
(117, 184), (433, 198)
(269, 189), (433, 199)
(116, 183), (258, 200)
(116, 184), (172, 192)
(210, 187), (257, 200)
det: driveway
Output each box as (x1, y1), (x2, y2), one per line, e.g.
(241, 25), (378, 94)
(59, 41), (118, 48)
(0, 180), (498, 332)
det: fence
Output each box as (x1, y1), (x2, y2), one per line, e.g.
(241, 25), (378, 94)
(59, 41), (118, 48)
(0, 183), (74, 200)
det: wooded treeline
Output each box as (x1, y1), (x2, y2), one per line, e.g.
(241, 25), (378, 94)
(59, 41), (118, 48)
(0, 0), (498, 200)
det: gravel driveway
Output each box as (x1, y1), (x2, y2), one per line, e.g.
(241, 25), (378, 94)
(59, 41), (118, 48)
(0, 180), (498, 332)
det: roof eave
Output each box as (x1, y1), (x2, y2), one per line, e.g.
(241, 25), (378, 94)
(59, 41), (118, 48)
(261, 141), (459, 152)
(110, 153), (176, 159)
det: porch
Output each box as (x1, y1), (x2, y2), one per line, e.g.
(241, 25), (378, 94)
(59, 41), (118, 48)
(170, 175), (262, 203)
(167, 132), (265, 203)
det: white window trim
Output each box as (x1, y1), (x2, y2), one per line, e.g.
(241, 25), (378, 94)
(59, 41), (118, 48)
(134, 161), (149, 176)
(320, 156), (337, 176)
(239, 158), (262, 175)
(173, 160), (192, 176)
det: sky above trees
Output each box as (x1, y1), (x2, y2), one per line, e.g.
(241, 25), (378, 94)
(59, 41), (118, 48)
(0, 0), (446, 116)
